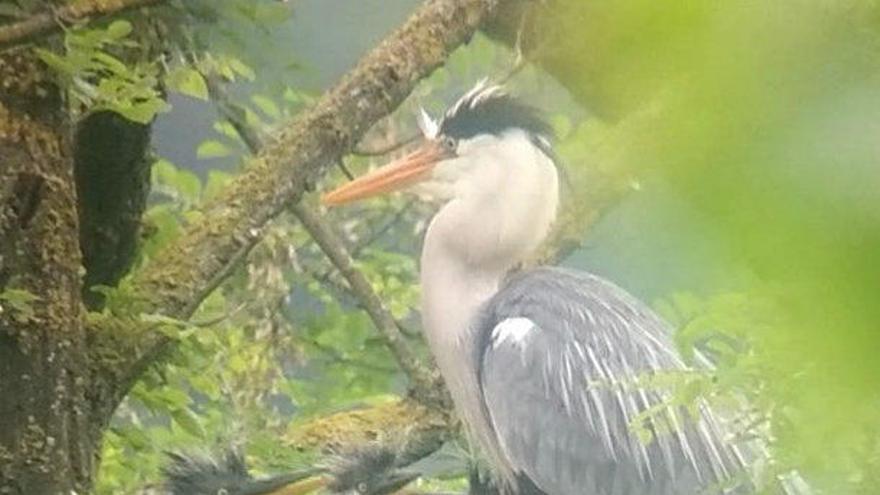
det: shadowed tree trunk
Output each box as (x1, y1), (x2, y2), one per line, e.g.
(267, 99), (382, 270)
(0, 50), (96, 493)
(74, 111), (152, 309)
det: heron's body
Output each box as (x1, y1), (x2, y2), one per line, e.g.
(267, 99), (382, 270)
(473, 268), (746, 494)
(417, 129), (745, 494)
(323, 81), (751, 495)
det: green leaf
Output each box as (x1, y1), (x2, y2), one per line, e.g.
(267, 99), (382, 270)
(253, 3), (292, 25)
(166, 67), (209, 101)
(106, 20), (133, 40)
(114, 426), (151, 451)
(213, 120), (241, 141)
(142, 204), (181, 257)
(151, 159), (178, 185)
(160, 388), (191, 410)
(172, 172), (202, 204)
(0, 288), (39, 305)
(204, 170), (233, 199)
(35, 48), (73, 75)
(113, 98), (168, 124)
(228, 57), (256, 81)
(283, 86), (302, 104)
(0, 288), (39, 320)
(151, 158), (202, 203)
(92, 52), (129, 75)
(171, 408), (206, 439)
(197, 140), (233, 159)
(251, 94), (281, 119)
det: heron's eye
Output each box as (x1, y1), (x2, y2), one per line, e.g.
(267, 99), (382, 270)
(439, 135), (457, 153)
(356, 481), (368, 493)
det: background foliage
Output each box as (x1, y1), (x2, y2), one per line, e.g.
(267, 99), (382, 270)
(545, 1), (880, 493)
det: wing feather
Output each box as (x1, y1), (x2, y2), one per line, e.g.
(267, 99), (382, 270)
(476, 267), (749, 495)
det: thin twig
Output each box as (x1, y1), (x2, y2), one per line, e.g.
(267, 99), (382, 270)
(189, 302), (248, 328)
(207, 76), (440, 403)
(352, 134), (419, 157)
(495, 1), (551, 86)
(495, 54), (528, 85)
(205, 75), (264, 151)
(291, 203), (438, 399)
(336, 158), (355, 181)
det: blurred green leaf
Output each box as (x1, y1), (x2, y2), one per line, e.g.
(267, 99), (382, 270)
(0, 288), (38, 321)
(197, 139), (234, 159)
(251, 94), (281, 119)
(171, 408), (206, 439)
(106, 20), (133, 39)
(166, 67), (209, 100)
(229, 57), (256, 81)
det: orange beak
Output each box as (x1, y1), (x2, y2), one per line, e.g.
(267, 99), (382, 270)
(321, 141), (448, 206)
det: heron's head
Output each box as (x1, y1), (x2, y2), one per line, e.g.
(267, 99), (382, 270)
(162, 449), (258, 495)
(324, 446), (420, 495)
(322, 80), (555, 206)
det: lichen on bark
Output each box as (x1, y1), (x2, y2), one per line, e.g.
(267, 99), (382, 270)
(0, 50), (96, 494)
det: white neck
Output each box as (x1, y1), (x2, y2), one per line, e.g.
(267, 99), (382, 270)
(420, 130), (559, 348)
(419, 131), (558, 451)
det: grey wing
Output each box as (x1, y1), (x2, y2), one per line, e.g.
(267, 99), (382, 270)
(476, 267), (748, 495)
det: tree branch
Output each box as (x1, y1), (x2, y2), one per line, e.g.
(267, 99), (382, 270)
(0, 0), (164, 52)
(102, 0), (503, 404)
(284, 398), (452, 460)
(206, 73), (442, 404)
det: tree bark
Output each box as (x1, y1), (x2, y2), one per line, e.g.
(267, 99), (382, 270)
(0, 51), (96, 494)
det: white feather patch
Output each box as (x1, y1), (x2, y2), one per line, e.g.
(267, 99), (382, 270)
(491, 317), (535, 348)
(417, 107), (439, 138)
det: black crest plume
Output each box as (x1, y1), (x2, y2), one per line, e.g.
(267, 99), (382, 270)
(438, 80), (554, 140)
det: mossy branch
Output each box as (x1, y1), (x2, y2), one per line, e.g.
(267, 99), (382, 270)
(0, 0), (164, 52)
(284, 399), (452, 453)
(283, 398), (455, 478)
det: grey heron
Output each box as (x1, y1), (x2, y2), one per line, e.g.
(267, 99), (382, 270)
(322, 81), (752, 495)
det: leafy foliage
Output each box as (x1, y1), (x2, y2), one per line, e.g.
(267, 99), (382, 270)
(543, 1), (880, 492)
(37, 20), (168, 123)
(98, 155), (410, 492)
